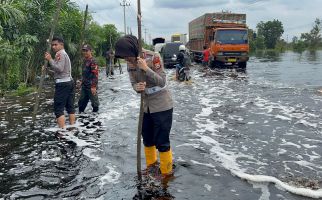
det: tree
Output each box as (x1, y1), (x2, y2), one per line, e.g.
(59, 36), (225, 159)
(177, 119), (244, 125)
(256, 19), (284, 49)
(300, 18), (322, 50)
(0, 0), (123, 91)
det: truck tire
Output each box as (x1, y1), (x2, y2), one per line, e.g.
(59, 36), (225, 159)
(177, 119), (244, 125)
(238, 62), (247, 69)
(210, 60), (222, 68)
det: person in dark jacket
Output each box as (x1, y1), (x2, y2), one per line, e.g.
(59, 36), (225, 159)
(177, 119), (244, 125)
(78, 44), (99, 113)
(176, 44), (187, 79)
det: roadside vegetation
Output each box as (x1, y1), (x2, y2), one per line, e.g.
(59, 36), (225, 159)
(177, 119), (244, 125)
(0, 0), (121, 94)
(249, 18), (322, 53)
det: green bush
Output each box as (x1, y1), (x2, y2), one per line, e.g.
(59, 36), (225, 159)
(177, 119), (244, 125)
(7, 64), (20, 90)
(13, 83), (36, 96)
(95, 56), (107, 68)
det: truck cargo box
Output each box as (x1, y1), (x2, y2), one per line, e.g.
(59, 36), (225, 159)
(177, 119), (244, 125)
(189, 13), (246, 40)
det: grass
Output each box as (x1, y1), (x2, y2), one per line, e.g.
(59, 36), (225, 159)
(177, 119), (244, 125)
(11, 83), (37, 96)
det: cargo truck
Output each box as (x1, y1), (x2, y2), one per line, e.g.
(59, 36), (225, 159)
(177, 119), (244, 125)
(171, 33), (187, 44)
(188, 12), (249, 68)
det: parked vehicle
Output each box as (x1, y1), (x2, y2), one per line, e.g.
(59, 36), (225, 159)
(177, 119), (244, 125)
(152, 37), (165, 45)
(160, 42), (183, 68)
(188, 12), (249, 68)
(152, 37), (166, 53)
(171, 33), (187, 44)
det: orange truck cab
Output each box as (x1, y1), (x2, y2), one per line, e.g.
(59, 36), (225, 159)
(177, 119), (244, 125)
(188, 12), (249, 68)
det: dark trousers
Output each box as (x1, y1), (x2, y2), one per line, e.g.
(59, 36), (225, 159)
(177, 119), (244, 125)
(142, 108), (173, 152)
(78, 87), (99, 113)
(54, 81), (75, 118)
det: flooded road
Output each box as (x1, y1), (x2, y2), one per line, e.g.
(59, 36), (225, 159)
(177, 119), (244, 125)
(1, 51), (322, 199)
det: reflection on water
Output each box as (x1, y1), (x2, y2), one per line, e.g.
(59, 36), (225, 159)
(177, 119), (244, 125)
(253, 50), (322, 64)
(252, 50), (282, 62)
(306, 50), (319, 62)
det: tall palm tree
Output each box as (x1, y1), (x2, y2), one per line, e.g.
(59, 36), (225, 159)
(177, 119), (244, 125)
(0, 0), (25, 27)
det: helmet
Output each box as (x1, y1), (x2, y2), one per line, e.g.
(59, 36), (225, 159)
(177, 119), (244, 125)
(179, 45), (186, 51)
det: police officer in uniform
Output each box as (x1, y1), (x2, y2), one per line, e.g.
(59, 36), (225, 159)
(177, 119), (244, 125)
(44, 36), (75, 128)
(115, 35), (174, 179)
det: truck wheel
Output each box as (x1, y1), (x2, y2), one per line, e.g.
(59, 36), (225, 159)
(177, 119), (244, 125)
(210, 60), (222, 68)
(209, 60), (216, 68)
(238, 62), (247, 69)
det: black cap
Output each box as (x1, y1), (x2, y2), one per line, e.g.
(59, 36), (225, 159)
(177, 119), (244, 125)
(115, 35), (139, 58)
(82, 44), (92, 51)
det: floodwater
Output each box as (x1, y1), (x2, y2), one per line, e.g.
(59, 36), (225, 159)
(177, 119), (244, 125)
(1, 51), (322, 200)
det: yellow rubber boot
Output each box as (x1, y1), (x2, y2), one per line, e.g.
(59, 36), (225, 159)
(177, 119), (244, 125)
(144, 146), (157, 167)
(159, 149), (173, 175)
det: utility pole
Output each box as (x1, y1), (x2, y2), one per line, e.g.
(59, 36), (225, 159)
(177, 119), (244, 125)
(144, 28), (147, 44)
(120, 0), (130, 35)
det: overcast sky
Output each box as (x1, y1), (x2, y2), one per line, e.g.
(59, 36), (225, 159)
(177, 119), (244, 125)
(73, 0), (322, 43)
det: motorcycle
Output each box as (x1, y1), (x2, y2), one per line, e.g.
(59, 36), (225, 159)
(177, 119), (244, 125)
(172, 54), (191, 81)
(175, 64), (190, 81)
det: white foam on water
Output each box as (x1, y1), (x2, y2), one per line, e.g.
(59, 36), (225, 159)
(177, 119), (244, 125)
(125, 99), (140, 109)
(307, 151), (321, 161)
(253, 183), (270, 200)
(61, 132), (92, 147)
(44, 127), (61, 132)
(233, 172), (322, 199)
(204, 184), (212, 191)
(301, 143), (318, 149)
(196, 107), (213, 117)
(190, 160), (217, 170)
(83, 148), (101, 161)
(99, 165), (121, 188)
(277, 148), (287, 155)
(252, 97), (320, 129)
(176, 157), (185, 163)
(176, 143), (200, 148)
(191, 94), (322, 199)
(295, 119), (318, 128)
(275, 115), (292, 121)
(289, 160), (322, 171)
(280, 139), (301, 149)
(41, 150), (61, 162)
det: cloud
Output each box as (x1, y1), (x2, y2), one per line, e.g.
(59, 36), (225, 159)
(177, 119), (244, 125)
(154, 0), (227, 9)
(73, 0), (322, 42)
(73, 0), (119, 11)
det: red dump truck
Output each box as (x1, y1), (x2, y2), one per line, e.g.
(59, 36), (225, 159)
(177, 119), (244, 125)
(188, 12), (249, 68)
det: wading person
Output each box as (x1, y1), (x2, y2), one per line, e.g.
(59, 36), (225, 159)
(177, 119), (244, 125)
(202, 45), (210, 68)
(115, 35), (174, 179)
(44, 36), (75, 128)
(78, 44), (99, 113)
(105, 49), (115, 77)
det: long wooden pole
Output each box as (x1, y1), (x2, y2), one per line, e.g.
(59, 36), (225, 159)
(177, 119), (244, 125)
(32, 0), (62, 120)
(137, 0), (143, 181)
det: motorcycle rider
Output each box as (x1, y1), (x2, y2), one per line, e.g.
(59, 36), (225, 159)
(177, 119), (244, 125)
(175, 45), (189, 81)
